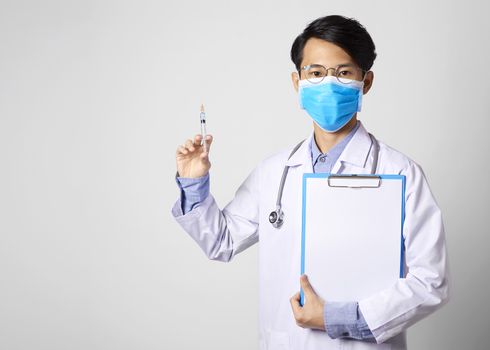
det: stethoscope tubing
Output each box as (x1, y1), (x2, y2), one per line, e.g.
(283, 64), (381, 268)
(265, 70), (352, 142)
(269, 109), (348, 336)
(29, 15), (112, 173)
(269, 133), (380, 228)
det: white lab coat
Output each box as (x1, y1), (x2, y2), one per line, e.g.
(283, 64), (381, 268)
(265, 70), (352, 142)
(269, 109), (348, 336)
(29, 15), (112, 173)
(171, 121), (449, 350)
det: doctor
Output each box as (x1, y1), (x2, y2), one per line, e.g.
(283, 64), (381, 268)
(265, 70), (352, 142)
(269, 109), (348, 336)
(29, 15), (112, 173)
(172, 15), (449, 350)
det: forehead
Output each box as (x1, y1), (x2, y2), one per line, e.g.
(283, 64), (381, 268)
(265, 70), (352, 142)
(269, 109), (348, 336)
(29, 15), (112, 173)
(301, 37), (355, 67)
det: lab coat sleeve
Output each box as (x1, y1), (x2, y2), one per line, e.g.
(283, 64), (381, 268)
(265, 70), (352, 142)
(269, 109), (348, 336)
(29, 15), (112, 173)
(358, 161), (450, 344)
(171, 164), (261, 262)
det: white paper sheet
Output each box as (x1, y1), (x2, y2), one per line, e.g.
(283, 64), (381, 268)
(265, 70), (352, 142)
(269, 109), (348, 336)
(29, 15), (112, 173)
(301, 175), (405, 303)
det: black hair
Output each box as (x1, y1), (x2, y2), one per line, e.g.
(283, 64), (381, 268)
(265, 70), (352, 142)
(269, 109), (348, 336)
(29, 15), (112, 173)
(291, 15), (377, 73)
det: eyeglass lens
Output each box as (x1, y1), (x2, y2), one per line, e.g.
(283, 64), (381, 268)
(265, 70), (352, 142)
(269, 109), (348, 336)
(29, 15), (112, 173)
(302, 64), (363, 84)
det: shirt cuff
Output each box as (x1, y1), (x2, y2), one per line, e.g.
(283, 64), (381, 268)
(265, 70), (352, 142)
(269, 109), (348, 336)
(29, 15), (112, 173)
(324, 301), (375, 341)
(175, 173), (210, 214)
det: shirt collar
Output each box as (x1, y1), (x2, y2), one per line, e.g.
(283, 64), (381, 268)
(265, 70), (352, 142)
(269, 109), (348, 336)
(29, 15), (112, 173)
(285, 120), (373, 169)
(310, 121), (360, 167)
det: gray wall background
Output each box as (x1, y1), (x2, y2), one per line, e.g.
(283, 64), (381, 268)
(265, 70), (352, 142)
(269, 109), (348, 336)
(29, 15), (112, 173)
(1, 0), (489, 349)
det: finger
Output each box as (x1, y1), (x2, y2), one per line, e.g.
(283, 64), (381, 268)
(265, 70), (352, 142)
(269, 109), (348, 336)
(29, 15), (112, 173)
(290, 292), (302, 315)
(194, 134), (203, 144)
(184, 139), (196, 152)
(193, 134), (212, 152)
(300, 274), (315, 296)
(176, 145), (189, 155)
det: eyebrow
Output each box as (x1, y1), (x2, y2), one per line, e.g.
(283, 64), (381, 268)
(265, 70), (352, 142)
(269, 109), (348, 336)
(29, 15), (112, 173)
(337, 63), (356, 68)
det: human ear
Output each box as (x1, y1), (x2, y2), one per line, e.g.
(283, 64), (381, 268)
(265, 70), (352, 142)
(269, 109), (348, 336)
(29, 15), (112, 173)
(291, 71), (299, 93)
(363, 71), (374, 95)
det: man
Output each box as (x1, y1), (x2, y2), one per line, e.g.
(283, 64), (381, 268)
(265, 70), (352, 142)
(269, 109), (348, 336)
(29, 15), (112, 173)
(172, 15), (449, 349)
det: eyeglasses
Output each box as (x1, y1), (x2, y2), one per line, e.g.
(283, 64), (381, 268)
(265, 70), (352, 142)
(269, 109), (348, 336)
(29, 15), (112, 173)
(300, 64), (366, 84)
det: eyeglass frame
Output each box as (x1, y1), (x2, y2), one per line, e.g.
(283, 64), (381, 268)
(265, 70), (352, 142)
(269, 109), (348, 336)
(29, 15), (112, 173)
(298, 63), (368, 84)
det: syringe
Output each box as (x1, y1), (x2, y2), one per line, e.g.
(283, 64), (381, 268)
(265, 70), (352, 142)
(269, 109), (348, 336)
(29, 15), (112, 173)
(200, 104), (207, 152)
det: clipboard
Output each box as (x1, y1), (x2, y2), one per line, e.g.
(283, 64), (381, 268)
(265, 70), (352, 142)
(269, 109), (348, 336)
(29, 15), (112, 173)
(300, 174), (406, 306)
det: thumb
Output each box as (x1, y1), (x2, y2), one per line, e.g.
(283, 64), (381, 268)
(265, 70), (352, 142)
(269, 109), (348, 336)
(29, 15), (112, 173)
(199, 150), (211, 166)
(203, 134), (213, 152)
(300, 274), (315, 296)
(199, 135), (213, 161)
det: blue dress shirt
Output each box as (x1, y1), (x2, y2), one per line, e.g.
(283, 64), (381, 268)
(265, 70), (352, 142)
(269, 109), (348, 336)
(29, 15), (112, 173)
(175, 121), (375, 341)
(310, 121), (359, 174)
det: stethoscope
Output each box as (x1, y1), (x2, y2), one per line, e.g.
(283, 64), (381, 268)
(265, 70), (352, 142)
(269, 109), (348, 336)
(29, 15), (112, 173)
(268, 133), (380, 228)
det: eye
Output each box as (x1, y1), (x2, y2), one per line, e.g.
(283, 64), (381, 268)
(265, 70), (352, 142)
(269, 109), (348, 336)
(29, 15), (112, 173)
(307, 69), (325, 79)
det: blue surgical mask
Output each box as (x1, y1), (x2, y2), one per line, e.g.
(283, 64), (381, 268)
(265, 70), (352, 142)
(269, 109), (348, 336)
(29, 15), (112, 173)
(299, 76), (364, 132)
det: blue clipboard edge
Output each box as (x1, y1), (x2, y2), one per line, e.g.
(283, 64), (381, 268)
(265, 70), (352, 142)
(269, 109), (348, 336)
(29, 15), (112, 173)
(299, 173), (406, 306)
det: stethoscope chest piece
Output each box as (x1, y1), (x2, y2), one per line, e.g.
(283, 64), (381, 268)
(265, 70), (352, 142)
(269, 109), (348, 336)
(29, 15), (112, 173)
(269, 208), (284, 228)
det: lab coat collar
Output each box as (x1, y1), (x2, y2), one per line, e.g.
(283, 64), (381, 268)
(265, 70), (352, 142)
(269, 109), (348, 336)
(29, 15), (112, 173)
(284, 130), (315, 168)
(332, 120), (373, 173)
(285, 121), (373, 173)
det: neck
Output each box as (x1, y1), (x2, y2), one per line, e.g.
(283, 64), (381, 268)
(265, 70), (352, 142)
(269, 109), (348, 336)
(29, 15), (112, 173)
(313, 115), (358, 154)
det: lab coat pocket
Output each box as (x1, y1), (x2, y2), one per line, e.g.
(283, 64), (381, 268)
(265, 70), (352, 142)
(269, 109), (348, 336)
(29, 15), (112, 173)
(267, 330), (290, 350)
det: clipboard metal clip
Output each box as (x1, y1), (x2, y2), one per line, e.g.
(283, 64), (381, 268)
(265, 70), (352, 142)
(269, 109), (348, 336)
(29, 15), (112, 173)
(327, 175), (381, 188)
